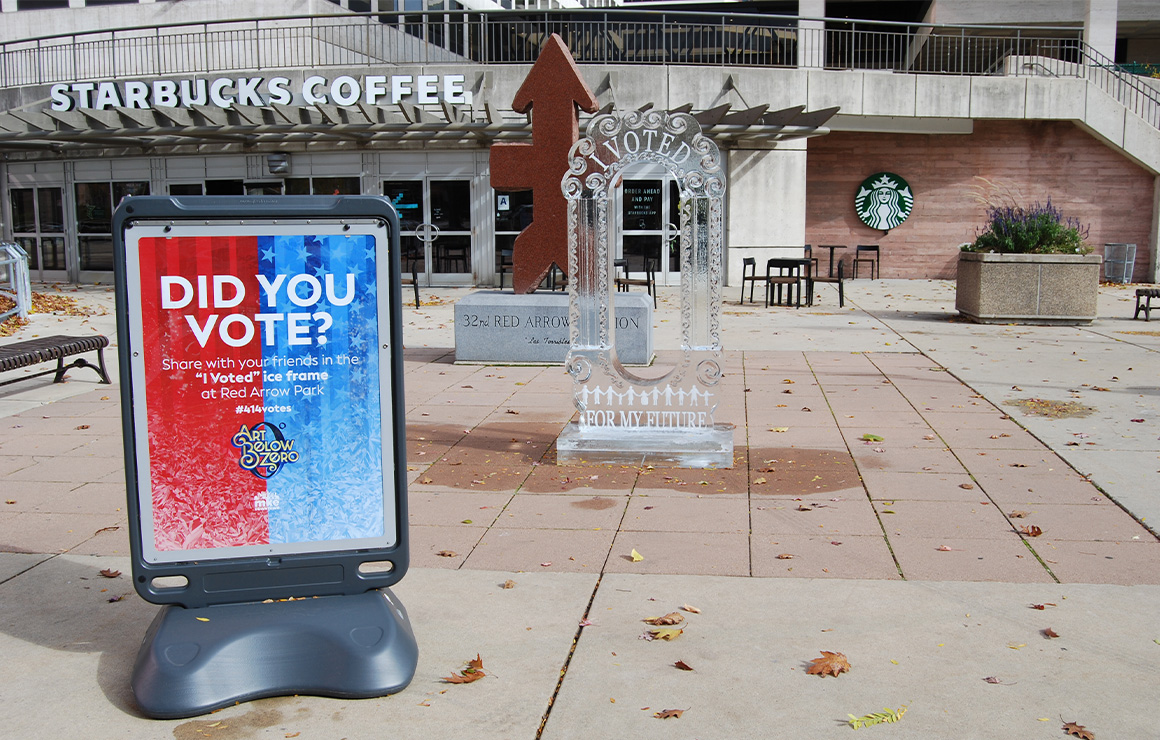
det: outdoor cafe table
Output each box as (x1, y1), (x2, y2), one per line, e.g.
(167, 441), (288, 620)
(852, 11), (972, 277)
(817, 244), (847, 277)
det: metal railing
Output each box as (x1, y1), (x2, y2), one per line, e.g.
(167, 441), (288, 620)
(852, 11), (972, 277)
(0, 243), (32, 323)
(1, 10), (1156, 129)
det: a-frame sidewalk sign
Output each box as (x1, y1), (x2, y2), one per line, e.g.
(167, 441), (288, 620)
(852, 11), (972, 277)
(113, 195), (416, 718)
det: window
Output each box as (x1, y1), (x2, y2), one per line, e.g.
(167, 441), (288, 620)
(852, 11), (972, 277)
(9, 187), (65, 273)
(284, 177), (361, 195)
(75, 180), (150, 271)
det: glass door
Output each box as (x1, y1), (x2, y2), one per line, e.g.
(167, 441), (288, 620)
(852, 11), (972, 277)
(494, 190), (533, 289)
(9, 187), (67, 282)
(618, 178), (680, 286)
(383, 178), (473, 286)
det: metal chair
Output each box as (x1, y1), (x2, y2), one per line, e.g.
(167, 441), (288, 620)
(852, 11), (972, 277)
(740, 256), (765, 305)
(808, 259), (845, 308)
(853, 244), (880, 279)
(765, 258), (801, 308)
(497, 247), (513, 289)
(615, 257), (657, 308)
(400, 244), (421, 307)
(803, 244), (819, 277)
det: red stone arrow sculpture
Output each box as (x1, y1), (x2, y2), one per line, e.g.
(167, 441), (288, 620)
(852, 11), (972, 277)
(490, 34), (599, 293)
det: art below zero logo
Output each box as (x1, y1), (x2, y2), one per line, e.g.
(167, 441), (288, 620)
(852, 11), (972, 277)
(855, 172), (914, 231)
(231, 421), (299, 489)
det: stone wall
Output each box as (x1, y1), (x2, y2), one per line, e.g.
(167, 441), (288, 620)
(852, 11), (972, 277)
(805, 120), (1156, 280)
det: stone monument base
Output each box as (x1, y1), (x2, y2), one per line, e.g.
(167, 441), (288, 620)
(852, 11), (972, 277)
(455, 291), (653, 364)
(556, 422), (734, 468)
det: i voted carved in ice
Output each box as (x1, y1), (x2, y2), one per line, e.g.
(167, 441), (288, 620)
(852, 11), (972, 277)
(159, 272), (356, 347)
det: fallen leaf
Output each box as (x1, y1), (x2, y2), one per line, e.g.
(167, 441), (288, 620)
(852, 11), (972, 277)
(959, 483), (975, 490)
(771, 427), (790, 433)
(502, 579), (516, 589)
(1042, 627), (1060, 638)
(630, 549), (644, 562)
(777, 553), (795, 560)
(286, 733), (301, 738)
(643, 628), (683, 641)
(848, 706), (906, 729)
(1062, 720), (1094, 739)
(643, 612), (684, 626)
(861, 433), (884, 442)
(436, 550), (458, 557)
(443, 654), (486, 684)
(579, 618), (595, 627)
(75, 424), (90, 430)
(505, 409), (520, 415)
(540, 562), (552, 567)
(107, 595), (125, 603)
(680, 604), (701, 614)
(1010, 510), (1031, 518)
(936, 545), (955, 552)
(1020, 525), (1043, 537)
(806, 651), (850, 677)
(195, 617), (210, 622)
(654, 709), (685, 719)
(674, 660), (694, 671)
(1130, 418), (1144, 423)
(99, 568), (121, 578)
(983, 676), (1002, 684)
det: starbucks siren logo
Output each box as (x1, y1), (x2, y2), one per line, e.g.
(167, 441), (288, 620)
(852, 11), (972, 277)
(855, 173), (913, 231)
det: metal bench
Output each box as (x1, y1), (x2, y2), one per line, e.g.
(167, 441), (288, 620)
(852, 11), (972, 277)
(1135, 288), (1159, 321)
(0, 334), (112, 387)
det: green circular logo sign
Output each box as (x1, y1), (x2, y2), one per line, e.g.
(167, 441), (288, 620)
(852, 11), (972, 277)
(855, 172), (913, 231)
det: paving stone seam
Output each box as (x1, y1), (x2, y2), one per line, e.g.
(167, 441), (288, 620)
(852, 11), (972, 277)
(741, 352), (755, 578)
(534, 573), (605, 740)
(860, 352), (1064, 582)
(874, 351), (1160, 545)
(803, 352), (906, 580)
(0, 551), (56, 587)
(859, 304), (1160, 541)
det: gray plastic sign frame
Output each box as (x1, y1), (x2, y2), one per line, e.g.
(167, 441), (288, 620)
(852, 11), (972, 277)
(114, 195), (408, 608)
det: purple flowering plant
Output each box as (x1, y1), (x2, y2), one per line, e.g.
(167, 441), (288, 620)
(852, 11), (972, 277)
(962, 179), (1092, 255)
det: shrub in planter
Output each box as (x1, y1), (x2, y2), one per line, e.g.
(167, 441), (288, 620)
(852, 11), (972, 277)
(961, 200), (1092, 255)
(957, 187), (1099, 324)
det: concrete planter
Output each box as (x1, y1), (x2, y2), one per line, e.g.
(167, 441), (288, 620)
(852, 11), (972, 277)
(955, 252), (1102, 325)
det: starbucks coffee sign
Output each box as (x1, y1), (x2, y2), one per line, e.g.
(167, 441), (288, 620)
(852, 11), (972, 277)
(855, 172), (913, 231)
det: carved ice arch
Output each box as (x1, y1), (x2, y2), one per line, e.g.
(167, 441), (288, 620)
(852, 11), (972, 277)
(562, 110), (725, 429)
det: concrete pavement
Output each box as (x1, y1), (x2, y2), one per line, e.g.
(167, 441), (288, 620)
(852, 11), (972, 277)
(0, 278), (1157, 738)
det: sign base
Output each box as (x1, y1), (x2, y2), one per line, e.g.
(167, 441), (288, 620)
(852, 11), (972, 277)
(131, 588), (418, 719)
(556, 422), (734, 468)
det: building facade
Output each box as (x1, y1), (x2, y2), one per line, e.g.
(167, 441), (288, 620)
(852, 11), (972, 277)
(1, 0), (1158, 286)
